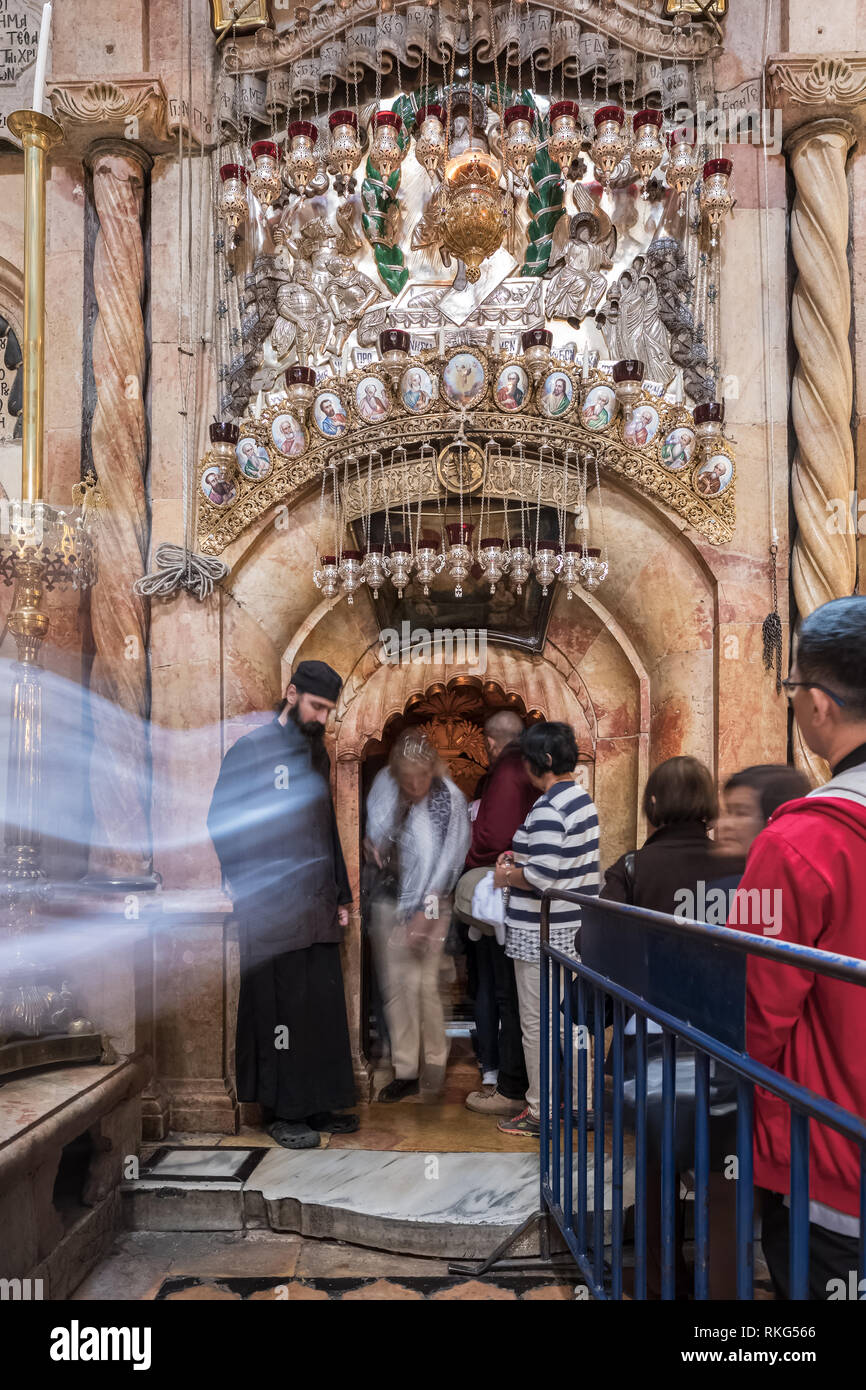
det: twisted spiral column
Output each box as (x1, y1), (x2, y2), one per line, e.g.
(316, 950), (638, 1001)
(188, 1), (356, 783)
(87, 144), (153, 877)
(788, 119), (857, 782)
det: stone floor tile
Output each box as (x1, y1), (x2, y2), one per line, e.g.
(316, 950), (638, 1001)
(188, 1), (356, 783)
(162, 1282), (242, 1300)
(340, 1278), (425, 1300)
(430, 1278), (517, 1299)
(287, 1282), (330, 1300)
(70, 1254), (169, 1301)
(294, 1239), (451, 1279)
(167, 1234), (302, 1278)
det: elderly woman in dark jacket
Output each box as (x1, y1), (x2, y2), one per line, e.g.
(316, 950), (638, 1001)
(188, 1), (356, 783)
(602, 755), (742, 911)
(601, 755), (744, 1300)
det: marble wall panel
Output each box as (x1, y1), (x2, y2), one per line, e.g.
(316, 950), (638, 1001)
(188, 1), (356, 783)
(594, 735), (643, 869)
(783, 0), (863, 50)
(649, 648), (716, 773)
(713, 2), (782, 89)
(852, 151), (866, 591)
(718, 205), (788, 432)
(150, 592), (224, 891)
(53, 0), (147, 76)
(222, 592), (283, 729)
(290, 593), (383, 692)
(717, 619), (789, 784)
(226, 493), (326, 653)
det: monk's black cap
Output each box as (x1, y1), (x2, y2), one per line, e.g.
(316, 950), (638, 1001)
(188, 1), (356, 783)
(291, 659), (342, 703)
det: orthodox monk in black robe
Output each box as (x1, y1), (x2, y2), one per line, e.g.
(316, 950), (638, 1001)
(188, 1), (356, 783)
(208, 660), (358, 1148)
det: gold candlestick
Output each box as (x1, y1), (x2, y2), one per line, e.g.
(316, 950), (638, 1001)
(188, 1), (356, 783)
(7, 110), (63, 503)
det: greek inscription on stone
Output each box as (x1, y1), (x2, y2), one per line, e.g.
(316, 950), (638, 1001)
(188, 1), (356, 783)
(0, 1), (40, 87)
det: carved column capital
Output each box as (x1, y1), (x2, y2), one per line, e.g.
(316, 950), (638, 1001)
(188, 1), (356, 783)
(768, 53), (866, 144)
(46, 75), (199, 156)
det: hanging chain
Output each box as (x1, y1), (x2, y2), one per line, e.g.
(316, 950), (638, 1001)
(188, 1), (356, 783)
(534, 442), (543, 555)
(444, 21), (458, 161)
(762, 544), (783, 693)
(375, 9), (383, 111)
(487, 0), (505, 123)
(315, 464), (328, 562)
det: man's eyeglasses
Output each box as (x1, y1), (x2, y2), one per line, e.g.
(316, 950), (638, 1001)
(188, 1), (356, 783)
(781, 679), (847, 707)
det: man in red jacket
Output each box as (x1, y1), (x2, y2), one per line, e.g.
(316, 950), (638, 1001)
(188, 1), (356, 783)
(457, 710), (537, 1117)
(732, 597), (866, 1298)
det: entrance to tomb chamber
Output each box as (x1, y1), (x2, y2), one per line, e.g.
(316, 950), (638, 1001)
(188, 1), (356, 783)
(355, 670), (595, 1076)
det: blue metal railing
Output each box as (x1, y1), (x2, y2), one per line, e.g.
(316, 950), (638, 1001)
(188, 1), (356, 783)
(539, 889), (866, 1300)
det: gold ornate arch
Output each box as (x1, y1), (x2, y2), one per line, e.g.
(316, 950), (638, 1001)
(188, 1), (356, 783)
(200, 395), (735, 556)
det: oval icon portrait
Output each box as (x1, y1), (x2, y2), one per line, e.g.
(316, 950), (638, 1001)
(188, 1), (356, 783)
(581, 383), (617, 431)
(694, 452), (734, 498)
(441, 351), (486, 409)
(493, 362), (530, 413)
(312, 391), (349, 439)
(400, 365), (436, 414)
(539, 369), (576, 419)
(270, 411), (306, 457)
(624, 404), (660, 449)
(236, 436), (272, 481)
(201, 465), (236, 507)
(355, 374), (392, 423)
(660, 426), (696, 472)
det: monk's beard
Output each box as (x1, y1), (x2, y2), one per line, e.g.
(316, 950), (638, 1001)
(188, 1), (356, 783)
(288, 702), (325, 741)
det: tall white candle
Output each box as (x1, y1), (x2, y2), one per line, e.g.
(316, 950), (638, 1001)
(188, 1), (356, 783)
(31, 3), (53, 115)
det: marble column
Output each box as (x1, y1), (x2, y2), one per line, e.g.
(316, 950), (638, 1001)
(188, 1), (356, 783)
(787, 119), (857, 780)
(334, 757), (372, 1099)
(85, 142), (154, 879)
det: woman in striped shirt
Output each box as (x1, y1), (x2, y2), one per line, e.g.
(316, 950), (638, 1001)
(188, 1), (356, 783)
(492, 722), (600, 1137)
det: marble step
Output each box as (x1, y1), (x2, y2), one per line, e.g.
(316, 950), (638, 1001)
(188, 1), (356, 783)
(122, 1145), (634, 1258)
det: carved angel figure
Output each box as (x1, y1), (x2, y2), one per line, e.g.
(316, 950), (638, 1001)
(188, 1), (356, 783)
(253, 215), (389, 383)
(324, 255), (386, 356)
(545, 183), (617, 325)
(598, 253), (675, 386)
(643, 238), (715, 404)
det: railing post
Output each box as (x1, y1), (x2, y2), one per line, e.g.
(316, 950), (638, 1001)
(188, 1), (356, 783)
(789, 1110), (810, 1300)
(693, 1050), (711, 1300)
(539, 892), (551, 1212)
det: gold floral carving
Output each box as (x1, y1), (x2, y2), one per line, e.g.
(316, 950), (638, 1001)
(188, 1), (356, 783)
(787, 119), (857, 783)
(87, 148), (153, 876)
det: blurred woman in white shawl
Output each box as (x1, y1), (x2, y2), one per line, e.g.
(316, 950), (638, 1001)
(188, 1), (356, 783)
(364, 730), (470, 1103)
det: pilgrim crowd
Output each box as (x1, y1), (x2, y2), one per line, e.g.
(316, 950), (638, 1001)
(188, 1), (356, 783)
(209, 595), (866, 1300)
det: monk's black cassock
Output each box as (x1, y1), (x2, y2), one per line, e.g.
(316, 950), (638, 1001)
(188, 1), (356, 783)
(207, 715), (355, 1119)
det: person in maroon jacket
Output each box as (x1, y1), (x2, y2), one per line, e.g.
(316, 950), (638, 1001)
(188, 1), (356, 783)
(456, 710), (538, 1117)
(734, 597), (866, 1299)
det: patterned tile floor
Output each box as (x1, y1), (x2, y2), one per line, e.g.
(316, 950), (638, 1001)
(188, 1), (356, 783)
(155, 1274), (575, 1301)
